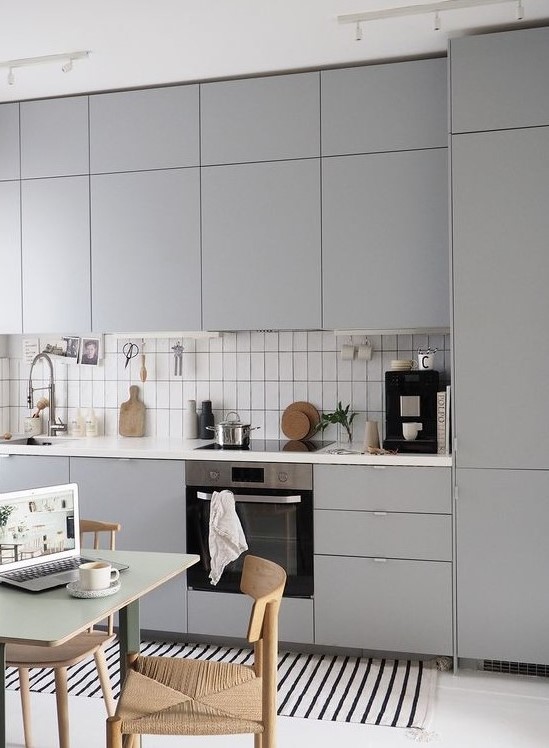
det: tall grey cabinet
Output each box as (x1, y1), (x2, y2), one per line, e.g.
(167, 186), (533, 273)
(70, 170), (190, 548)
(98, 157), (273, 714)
(451, 27), (549, 664)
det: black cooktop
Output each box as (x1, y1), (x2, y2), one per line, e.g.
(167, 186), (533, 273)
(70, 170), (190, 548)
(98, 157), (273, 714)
(195, 439), (334, 453)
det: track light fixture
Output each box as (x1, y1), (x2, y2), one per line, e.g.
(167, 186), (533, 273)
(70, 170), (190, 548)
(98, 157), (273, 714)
(355, 21), (363, 40)
(338, 0), (526, 33)
(0, 50), (90, 86)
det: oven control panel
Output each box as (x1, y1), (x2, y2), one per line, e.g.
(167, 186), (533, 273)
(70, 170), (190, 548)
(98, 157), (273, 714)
(185, 461), (312, 490)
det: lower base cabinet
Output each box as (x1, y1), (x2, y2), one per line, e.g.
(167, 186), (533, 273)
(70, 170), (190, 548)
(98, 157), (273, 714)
(314, 555), (452, 655)
(0, 455), (70, 493)
(70, 457), (187, 635)
(188, 589), (314, 645)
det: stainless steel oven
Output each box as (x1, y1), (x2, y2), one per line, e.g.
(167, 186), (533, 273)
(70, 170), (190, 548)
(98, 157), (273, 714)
(185, 461), (313, 598)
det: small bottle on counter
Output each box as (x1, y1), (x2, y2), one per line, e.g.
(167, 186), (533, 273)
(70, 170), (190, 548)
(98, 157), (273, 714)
(183, 399), (198, 439)
(199, 400), (214, 439)
(68, 410), (85, 437)
(85, 408), (98, 437)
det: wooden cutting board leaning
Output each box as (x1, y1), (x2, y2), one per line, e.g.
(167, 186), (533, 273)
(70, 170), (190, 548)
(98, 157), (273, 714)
(119, 385), (146, 437)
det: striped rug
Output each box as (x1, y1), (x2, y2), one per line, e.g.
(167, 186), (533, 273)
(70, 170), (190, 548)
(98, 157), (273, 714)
(6, 640), (437, 730)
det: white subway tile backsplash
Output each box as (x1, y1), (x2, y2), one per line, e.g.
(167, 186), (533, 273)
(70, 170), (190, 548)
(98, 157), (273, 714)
(4, 330), (449, 439)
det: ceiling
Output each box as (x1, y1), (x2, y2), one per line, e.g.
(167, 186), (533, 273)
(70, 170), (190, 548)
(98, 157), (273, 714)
(1, 0), (548, 102)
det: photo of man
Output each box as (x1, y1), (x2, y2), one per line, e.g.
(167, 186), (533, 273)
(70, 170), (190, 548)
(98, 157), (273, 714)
(79, 338), (100, 366)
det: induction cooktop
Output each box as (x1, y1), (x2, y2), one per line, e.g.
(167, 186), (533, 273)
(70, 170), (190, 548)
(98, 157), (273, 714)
(195, 439), (334, 453)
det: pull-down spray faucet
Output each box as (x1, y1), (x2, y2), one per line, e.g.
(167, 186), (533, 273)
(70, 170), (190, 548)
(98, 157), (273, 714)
(27, 352), (67, 437)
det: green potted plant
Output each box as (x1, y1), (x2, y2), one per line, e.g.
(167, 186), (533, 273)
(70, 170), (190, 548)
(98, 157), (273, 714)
(315, 401), (357, 443)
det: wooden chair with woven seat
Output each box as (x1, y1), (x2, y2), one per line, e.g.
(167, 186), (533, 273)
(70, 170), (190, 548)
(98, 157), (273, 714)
(107, 554), (287, 748)
(6, 518), (121, 748)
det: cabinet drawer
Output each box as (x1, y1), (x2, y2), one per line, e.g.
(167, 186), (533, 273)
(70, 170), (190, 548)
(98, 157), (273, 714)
(314, 555), (452, 654)
(315, 510), (451, 561)
(314, 465), (451, 513)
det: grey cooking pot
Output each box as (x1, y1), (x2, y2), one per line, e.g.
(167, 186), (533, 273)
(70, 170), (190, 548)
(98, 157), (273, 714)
(206, 411), (260, 447)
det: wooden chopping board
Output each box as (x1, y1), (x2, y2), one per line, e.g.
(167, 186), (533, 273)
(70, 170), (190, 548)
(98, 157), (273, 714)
(281, 401), (320, 440)
(119, 385), (146, 437)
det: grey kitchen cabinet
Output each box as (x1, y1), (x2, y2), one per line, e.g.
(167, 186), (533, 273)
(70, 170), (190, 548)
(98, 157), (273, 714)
(456, 469), (549, 663)
(315, 555), (452, 655)
(21, 176), (91, 333)
(450, 27), (549, 134)
(0, 181), (22, 333)
(313, 464), (452, 655)
(321, 58), (447, 156)
(200, 72), (319, 165)
(89, 85), (199, 173)
(70, 457), (187, 635)
(20, 96), (89, 178)
(322, 148), (449, 330)
(187, 590), (313, 644)
(90, 168), (201, 332)
(451, 127), (549, 469)
(202, 159), (321, 330)
(0, 103), (20, 180)
(0, 455), (69, 493)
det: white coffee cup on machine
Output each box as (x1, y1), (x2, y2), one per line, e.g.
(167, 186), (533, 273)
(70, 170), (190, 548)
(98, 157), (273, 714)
(79, 561), (119, 591)
(402, 422), (423, 441)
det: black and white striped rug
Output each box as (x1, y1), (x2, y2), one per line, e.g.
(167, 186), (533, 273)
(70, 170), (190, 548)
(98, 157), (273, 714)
(6, 640), (437, 730)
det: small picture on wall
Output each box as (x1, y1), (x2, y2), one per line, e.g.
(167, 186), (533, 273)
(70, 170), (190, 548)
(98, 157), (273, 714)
(63, 336), (81, 360)
(78, 337), (100, 366)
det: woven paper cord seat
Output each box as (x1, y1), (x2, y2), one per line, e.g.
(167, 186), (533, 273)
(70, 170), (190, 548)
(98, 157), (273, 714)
(107, 555), (286, 748)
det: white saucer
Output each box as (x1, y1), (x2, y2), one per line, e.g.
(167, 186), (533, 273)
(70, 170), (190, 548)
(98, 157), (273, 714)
(67, 580), (121, 599)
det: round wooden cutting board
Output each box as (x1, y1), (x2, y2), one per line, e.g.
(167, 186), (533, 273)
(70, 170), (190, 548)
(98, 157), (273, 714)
(281, 409), (310, 441)
(281, 401), (320, 440)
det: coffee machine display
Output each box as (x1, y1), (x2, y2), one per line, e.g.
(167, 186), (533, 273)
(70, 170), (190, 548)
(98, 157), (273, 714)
(383, 370), (439, 453)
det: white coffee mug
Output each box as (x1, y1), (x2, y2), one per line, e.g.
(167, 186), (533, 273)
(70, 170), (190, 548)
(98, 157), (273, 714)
(417, 352), (435, 370)
(340, 344), (355, 361)
(402, 422), (423, 441)
(79, 561), (119, 591)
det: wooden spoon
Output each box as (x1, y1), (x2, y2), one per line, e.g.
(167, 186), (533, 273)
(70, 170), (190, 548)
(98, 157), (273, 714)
(139, 354), (147, 382)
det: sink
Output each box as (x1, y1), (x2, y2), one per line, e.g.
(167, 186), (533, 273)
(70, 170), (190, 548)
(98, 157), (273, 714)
(3, 436), (75, 447)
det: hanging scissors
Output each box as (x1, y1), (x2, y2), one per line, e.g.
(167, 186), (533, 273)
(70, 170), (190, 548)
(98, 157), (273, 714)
(122, 342), (139, 369)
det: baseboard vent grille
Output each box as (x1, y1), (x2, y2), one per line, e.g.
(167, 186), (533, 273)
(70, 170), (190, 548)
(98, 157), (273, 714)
(482, 659), (549, 678)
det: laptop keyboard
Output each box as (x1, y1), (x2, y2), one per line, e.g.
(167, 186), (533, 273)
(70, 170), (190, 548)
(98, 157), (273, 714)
(1, 557), (85, 582)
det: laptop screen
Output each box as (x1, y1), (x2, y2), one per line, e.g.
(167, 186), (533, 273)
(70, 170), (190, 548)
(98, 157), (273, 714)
(0, 484), (81, 572)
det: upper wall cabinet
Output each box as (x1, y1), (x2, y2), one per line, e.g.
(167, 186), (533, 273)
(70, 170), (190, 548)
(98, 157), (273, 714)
(322, 149), (449, 330)
(202, 159), (321, 330)
(450, 27), (549, 133)
(91, 168), (201, 332)
(0, 103), (20, 180)
(21, 176), (91, 333)
(0, 181), (22, 333)
(200, 72), (320, 165)
(321, 58), (447, 156)
(20, 96), (89, 178)
(89, 85), (199, 173)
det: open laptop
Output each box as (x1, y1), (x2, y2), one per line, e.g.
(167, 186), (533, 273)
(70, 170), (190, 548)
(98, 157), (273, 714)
(0, 483), (128, 592)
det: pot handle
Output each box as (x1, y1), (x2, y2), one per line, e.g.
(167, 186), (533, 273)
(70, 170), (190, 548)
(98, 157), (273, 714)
(205, 425), (216, 431)
(249, 426), (261, 431)
(224, 411), (240, 422)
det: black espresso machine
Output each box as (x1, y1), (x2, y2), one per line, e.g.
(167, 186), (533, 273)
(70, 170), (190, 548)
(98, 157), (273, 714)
(383, 370), (439, 453)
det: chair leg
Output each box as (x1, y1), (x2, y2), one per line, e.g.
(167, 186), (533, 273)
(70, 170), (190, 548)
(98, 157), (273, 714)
(54, 667), (70, 748)
(106, 716), (123, 748)
(95, 647), (115, 716)
(18, 667), (33, 748)
(255, 733), (263, 748)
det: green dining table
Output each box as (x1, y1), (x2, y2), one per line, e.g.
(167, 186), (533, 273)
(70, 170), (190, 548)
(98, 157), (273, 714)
(0, 549), (199, 748)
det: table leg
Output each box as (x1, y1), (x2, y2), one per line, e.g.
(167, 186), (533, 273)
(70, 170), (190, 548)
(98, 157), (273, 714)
(118, 600), (142, 747)
(0, 641), (5, 748)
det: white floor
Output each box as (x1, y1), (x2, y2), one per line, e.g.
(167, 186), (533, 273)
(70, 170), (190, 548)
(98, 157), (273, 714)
(5, 667), (549, 747)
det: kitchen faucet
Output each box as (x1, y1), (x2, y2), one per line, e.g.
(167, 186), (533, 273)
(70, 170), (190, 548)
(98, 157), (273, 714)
(27, 352), (67, 437)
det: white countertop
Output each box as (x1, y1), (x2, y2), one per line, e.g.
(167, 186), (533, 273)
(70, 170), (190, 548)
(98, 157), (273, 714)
(0, 435), (452, 467)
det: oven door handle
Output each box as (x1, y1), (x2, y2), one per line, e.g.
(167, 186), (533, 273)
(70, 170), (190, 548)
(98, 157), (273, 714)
(196, 491), (302, 504)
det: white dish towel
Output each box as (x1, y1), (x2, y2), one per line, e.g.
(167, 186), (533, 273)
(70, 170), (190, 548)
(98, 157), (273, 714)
(208, 489), (248, 586)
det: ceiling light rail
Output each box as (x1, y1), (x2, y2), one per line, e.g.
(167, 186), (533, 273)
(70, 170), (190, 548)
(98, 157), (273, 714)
(0, 50), (91, 86)
(338, 0), (525, 38)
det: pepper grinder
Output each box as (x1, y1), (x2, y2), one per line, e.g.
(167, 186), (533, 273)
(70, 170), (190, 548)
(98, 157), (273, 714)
(183, 399), (198, 439)
(199, 400), (214, 439)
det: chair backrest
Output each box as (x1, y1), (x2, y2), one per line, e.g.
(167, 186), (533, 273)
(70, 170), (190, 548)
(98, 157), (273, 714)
(80, 519), (121, 636)
(80, 519), (121, 551)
